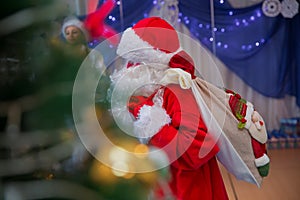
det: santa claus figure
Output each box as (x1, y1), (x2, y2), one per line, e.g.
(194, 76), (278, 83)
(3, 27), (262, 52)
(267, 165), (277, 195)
(111, 17), (269, 200)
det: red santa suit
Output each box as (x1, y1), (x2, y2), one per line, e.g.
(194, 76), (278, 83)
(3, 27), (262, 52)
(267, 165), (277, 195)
(114, 17), (269, 200)
(128, 84), (228, 200)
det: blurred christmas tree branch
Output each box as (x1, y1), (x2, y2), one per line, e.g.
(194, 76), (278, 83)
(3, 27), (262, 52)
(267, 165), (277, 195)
(0, 1), (65, 37)
(4, 179), (105, 200)
(0, 1), (171, 199)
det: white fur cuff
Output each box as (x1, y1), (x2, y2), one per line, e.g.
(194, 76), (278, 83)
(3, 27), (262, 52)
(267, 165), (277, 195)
(133, 104), (171, 142)
(255, 153), (270, 167)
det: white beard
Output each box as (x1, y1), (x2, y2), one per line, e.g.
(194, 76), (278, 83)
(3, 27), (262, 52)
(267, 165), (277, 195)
(108, 63), (169, 138)
(110, 63), (169, 97)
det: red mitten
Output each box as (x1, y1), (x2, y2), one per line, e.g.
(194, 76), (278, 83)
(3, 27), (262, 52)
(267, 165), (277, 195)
(127, 93), (171, 143)
(128, 95), (153, 118)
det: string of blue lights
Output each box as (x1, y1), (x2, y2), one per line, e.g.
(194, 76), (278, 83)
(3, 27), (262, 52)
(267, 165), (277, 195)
(84, 0), (300, 106)
(178, 0), (299, 107)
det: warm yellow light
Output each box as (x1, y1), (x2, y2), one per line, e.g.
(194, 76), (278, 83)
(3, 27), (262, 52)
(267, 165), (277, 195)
(109, 147), (129, 163)
(111, 161), (129, 177)
(134, 144), (149, 158)
(89, 162), (116, 184)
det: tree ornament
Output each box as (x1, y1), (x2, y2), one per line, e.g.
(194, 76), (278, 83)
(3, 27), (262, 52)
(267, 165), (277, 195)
(281, 0), (299, 18)
(262, 0), (281, 17)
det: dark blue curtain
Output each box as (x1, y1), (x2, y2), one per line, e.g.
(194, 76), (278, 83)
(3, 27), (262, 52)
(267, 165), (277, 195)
(91, 0), (300, 106)
(88, 0), (154, 32)
(178, 0), (300, 107)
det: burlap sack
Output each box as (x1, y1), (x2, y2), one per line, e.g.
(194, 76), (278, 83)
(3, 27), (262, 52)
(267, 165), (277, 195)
(194, 77), (263, 186)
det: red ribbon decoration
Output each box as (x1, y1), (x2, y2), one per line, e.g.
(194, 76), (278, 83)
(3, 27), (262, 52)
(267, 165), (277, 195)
(84, 0), (120, 45)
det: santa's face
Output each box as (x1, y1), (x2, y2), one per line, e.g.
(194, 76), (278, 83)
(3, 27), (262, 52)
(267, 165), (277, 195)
(110, 63), (168, 99)
(65, 26), (85, 45)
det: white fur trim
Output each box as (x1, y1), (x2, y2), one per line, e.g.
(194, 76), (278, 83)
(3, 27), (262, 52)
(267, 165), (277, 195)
(117, 27), (181, 64)
(254, 153), (270, 167)
(133, 104), (171, 142)
(244, 102), (254, 129)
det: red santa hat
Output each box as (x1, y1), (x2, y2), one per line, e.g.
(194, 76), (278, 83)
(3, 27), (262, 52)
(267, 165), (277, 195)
(117, 17), (196, 78)
(61, 16), (90, 41)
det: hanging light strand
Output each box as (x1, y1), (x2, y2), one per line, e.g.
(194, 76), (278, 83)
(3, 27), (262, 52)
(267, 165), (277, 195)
(118, 0), (124, 30)
(210, 0), (216, 55)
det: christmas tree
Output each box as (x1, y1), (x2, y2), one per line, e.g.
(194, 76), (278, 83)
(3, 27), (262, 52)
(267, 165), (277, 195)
(0, 1), (169, 199)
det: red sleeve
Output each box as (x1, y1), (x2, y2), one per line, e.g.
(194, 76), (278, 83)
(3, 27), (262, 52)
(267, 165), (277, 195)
(149, 84), (219, 170)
